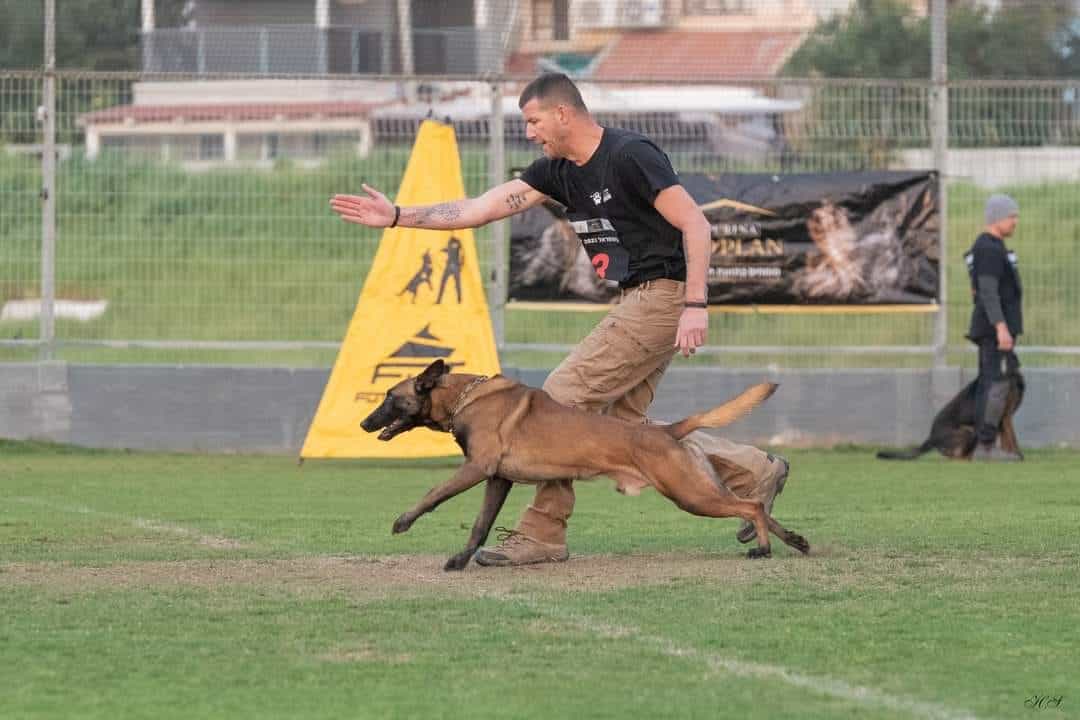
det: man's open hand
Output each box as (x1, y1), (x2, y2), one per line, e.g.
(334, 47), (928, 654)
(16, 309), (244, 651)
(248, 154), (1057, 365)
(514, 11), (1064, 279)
(330, 184), (396, 228)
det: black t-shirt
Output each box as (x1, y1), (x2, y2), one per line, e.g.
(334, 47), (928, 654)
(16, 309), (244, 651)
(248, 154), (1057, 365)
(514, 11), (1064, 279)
(519, 127), (685, 287)
(964, 232), (1023, 340)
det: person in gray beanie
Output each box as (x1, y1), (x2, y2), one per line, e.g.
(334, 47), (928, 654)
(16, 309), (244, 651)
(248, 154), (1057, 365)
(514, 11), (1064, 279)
(963, 193), (1023, 461)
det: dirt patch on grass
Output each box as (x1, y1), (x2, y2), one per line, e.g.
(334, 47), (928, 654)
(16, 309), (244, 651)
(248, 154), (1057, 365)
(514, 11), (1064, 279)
(0, 551), (1061, 599)
(0, 552), (817, 597)
(317, 643), (413, 664)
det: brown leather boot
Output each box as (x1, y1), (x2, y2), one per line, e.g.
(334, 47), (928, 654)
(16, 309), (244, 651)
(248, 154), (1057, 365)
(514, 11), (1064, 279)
(474, 482), (572, 567)
(737, 454), (789, 544)
(473, 525), (569, 567)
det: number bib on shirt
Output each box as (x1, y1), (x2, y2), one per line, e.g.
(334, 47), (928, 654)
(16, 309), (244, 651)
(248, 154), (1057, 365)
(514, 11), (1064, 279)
(568, 216), (630, 282)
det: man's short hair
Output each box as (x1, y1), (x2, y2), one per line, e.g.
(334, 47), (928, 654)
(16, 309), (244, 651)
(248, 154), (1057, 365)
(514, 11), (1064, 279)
(518, 73), (588, 112)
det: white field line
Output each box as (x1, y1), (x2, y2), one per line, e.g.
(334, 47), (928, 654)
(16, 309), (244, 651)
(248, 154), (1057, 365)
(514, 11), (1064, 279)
(511, 598), (984, 720)
(10, 496), (250, 549)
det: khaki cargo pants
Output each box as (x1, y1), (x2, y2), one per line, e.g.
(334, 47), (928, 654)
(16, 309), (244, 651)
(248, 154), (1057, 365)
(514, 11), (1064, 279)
(514, 278), (777, 546)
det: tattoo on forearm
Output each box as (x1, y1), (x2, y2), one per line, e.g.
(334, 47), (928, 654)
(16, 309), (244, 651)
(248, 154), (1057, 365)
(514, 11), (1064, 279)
(505, 193), (527, 211)
(407, 201), (464, 227)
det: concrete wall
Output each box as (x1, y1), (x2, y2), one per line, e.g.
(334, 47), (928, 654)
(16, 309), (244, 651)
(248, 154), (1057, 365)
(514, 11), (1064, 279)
(896, 147), (1080, 189)
(2, 363), (1078, 453)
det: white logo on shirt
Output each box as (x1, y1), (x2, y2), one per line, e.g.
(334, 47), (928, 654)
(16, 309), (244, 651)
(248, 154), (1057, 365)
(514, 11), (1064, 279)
(590, 188), (612, 205)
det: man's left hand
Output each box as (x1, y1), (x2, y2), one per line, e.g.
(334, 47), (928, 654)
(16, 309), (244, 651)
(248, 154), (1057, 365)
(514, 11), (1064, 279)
(675, 307), (708, 357)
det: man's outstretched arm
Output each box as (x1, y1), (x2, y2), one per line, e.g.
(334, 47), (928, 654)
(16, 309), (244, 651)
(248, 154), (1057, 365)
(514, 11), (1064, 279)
(330, 179), (548, 230)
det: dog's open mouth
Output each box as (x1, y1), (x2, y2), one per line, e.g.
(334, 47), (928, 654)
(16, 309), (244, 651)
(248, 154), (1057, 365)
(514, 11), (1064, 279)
(377, 419), (411, 441)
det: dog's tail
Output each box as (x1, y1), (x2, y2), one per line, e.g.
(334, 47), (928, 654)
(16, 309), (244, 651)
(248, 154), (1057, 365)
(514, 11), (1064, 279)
(875, 439), (934, 461)
(662, 382), (779, 441)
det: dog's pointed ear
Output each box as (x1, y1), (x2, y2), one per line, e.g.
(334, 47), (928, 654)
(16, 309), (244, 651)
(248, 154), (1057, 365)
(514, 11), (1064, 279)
(414, 359), (447, 394)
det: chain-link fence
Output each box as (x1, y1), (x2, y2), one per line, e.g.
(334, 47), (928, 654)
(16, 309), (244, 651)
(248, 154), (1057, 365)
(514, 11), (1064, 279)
(2, 0), (1079, 369)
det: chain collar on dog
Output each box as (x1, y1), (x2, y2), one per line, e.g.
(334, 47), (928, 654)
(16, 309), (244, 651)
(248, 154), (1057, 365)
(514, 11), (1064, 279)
(447, 375), (489, 435)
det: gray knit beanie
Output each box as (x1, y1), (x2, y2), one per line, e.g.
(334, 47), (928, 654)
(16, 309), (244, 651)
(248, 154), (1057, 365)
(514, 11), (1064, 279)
(985, 194), (1019, 225)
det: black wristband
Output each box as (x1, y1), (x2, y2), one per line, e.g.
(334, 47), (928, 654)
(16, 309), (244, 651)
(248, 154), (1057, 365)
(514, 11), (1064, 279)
(389, 205), (401, 228)
(685, 301), (708, 309)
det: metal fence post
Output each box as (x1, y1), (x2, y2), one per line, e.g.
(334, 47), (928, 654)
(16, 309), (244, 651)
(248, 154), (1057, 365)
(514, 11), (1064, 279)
(40, 0), (57, 362)
(141, 0), (155, 71)
(315, 0), (329, 74)
(488, 80), (506, 351)
(931, 0), (949, 369)
(397, 0), (415, 101)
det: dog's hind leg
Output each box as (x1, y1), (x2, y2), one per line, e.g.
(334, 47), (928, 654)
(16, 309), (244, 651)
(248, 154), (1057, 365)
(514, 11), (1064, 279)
(765, 515), (811, 555)
(444, 476), (513, 571)
(648, 458), (773, 558)
(676, 489), (774, 558)
(650, 450), (811, 559)
(392, 462), (488, 536)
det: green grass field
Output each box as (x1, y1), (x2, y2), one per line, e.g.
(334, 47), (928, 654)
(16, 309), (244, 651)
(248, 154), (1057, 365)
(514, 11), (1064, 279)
(2, 440), (1078, 719)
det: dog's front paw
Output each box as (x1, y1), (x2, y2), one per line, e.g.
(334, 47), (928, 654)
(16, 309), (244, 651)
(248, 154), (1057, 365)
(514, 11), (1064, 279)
(392, 513), (414, 534)
(747, 546), (772, 560)
(443, 553), (471, 571)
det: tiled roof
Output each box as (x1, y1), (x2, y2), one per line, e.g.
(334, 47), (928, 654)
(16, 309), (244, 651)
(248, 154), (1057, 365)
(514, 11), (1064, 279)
(505, 52), (545, 75)
(593, 30), (804, 81)
(79, 101), (379, 125)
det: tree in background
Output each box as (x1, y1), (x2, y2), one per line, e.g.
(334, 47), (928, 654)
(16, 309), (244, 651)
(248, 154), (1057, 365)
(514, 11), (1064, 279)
(784, 0), (1079, 79)
(0, 0), (189, 71)
(945, 1), (1078, 79)
(783, 0), (930, 79)
(0, 0), (190, 144)
(0, 0), (41, 70)
(782, 0), (1080, 152)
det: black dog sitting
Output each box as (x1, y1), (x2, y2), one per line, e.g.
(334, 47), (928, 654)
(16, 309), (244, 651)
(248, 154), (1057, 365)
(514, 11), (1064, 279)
(876, 372), (1025, 460)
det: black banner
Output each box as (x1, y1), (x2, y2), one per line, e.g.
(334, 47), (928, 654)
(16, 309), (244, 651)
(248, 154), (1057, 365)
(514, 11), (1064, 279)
(509, 171), (939, 305)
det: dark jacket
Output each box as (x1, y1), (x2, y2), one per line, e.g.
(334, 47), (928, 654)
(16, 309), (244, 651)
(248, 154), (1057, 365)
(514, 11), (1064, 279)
(965, 232), (1023, 341)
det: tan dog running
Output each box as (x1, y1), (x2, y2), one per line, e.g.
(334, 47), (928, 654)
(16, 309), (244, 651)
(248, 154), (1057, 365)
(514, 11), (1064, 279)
(360, 359), (811, 571)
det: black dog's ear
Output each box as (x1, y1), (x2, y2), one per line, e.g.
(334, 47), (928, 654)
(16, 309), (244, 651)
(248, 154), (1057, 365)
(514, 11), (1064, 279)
(414, 359), (447, 394)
